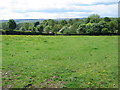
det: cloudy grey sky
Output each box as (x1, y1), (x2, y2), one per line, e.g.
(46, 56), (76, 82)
(0, 0), (119, 20)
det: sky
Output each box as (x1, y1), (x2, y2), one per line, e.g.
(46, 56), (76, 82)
(0, 0), (119, 20)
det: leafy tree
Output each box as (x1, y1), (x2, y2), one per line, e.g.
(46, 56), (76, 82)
(37, 25), (43, 34)
(44, 25), (52, 34)
(88, 14), (100, 23)
(77, 24), (86, 34)
(43, 20), (48, 26)
(85, 23), (101, 34)
(16, 23), (23, 30)
(59, 26), (68, 33)
(69, 22), (80, 34)
(68, 19), (73, 25)
(7, 19), (16, 31)
(98, 21), (109, 33)
(2, 22), (8, 30)
(99, 21), (108, 28)
(52, 24), (62, 34)
(60, 20), (67, 26)
(72, 18), (80, 23)
(63, 26), (71, 34)
(117, 18), (120, 34)
(91, 23), (101, 34)
(28, 27), (32, 31)
(34, 21), (40, 27)
(48, 19), (55, 27)
(0, 23), (2, 29)
(31, 26), (36, 32)
(84, 18), (90, 24)
(104, 17), (111, 22)
(3, 14), (119, 35)
(101, 28), (109, 34)
(20, 27), (25, 31)
(23, 23), (30, 30)
(108, 20), (118, 33)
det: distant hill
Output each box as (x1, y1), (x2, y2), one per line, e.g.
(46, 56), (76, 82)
(0, 18), (85, 23)
(0, 19), (46, 23)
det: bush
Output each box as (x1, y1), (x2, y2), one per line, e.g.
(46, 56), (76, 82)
(101, 28), (109, 34)
(2, 30), (40, 35)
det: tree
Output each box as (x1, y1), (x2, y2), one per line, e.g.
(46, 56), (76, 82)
(69, 22), (80, 34)
(7, 19), (16, 31)
(37, 25), (43, 34)
(28, 27), (32, 31)
(91, 23), (101, 34)
(77, 24), (86, 34)
(34, 21), (40, 27)
(101, 28), (109, 34)
(63, 26), (71, 34)
(68, 19), (73, 25)
(84, 23), (101, 34)
(104, 17), (111, 22)
(108, 20), (118, 33)
(0, 23), (2, 29)
(84, 17), (90, 24)
(117, 18), (120, 34)
(16, 23), (23, 30)
(60, 20), (67, 26)
(98, 20), (109, 33)
(52, 24), (62, 34)
(99, 21), (108, 28)
(20, 27), (25, 31)
(2, 22), (8, 30)
(88, 14), (100, 23)
(44, 25), (52, 34)
(23, 23), (30, 30)
(31, 26), (36, 32)
(48, 19), (55, 27)
(42, 20), (48, 27)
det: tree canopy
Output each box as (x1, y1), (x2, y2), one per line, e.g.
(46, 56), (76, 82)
(2, 14), (119, 35)
(7, 19), (16, 31)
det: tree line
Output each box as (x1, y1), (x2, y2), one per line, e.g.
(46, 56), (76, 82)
(2, 14), (120, 35)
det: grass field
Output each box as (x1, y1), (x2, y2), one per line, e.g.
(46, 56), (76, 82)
(2, 35), (118, 88)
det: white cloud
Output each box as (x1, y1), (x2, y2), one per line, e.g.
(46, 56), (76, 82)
(0, 0), (119, 19)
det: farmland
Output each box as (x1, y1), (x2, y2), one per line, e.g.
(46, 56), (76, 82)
(2, 35), (118, 88)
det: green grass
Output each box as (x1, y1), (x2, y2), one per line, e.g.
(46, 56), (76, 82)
(2, 35), (118, 88)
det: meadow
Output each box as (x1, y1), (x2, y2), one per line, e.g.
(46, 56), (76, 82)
(2, 35), (118, 88)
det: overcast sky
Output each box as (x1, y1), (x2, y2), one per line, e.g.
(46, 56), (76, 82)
(0, 0), (119, 20)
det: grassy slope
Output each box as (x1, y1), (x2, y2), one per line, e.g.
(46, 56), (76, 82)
(2, 35), (118, 88)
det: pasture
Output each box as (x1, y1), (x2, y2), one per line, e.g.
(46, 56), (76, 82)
(2, 35), (118, 88)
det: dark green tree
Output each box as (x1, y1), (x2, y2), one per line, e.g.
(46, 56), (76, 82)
(98, 21), (109, 33)
(68, 19), (73, 25)
(108, 20), (118, 33)
(88, 14), (100, 23)
(44, 25), (52, 34)
(7, 19), (16, 31)
(60, 20), (67, 26)
(48, 19), (55, 27)
(69, 22), (80, 34)
(91, 23), (101, 34)
(101, 28), (109, 34)
(63, 26), (71, 34)
(84, 18), (90, 24)
(52, 24), (62, 34)
(31, 26), (36, 32)
(2, 22), (8, 30)
(16, 23), (23, 30)
(23, 23), (30, 30)
(77, 24), (86, 34)
(37, 25), (43, 34)
(104, 17), (111, 22)
(34, 21), (40, 27)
